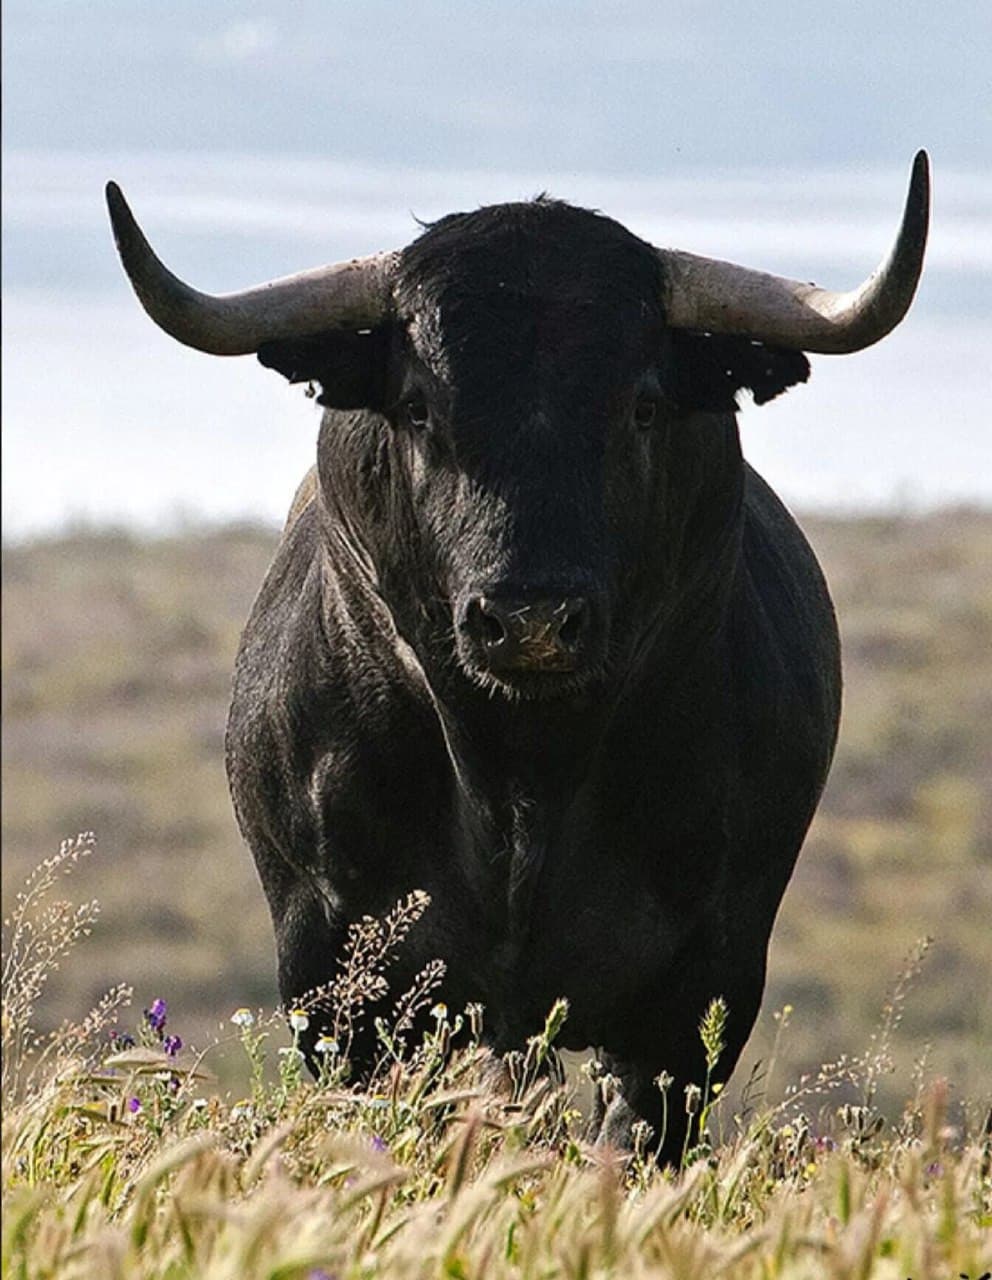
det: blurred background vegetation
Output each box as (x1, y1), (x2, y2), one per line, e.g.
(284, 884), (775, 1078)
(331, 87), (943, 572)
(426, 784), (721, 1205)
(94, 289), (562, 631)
(3, 511), (990, 1112)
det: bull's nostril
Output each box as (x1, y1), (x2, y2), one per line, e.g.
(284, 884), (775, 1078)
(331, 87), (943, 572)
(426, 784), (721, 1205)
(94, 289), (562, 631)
(558, 602), (587, 651)
(480, 611), (506, 649)
(466, 598), (507, 650)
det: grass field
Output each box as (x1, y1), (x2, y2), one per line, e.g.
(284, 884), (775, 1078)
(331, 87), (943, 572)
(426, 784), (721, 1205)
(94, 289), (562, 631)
(3, 832), (990, 1278)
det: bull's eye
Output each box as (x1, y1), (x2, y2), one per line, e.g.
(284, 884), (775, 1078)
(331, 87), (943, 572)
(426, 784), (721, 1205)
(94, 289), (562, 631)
(633, 396), (659, 430)
(401, 396), (430, 430)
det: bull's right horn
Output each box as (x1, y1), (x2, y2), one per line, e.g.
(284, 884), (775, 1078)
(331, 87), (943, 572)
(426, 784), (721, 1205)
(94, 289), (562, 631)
(659, 150), (930, 354)
(105, 182), (397, 356)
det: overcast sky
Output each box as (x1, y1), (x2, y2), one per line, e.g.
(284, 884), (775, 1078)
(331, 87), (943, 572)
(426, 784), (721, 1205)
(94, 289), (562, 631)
(3, 2), (990, 534)
(5, 1), (990, 172)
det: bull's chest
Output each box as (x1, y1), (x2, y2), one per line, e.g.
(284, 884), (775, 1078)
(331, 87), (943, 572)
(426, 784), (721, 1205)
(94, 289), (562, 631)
(410, 781), (724, 1051)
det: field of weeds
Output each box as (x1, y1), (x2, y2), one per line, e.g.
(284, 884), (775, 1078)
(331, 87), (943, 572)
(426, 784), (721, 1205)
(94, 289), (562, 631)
(3, 835), (990, 1279)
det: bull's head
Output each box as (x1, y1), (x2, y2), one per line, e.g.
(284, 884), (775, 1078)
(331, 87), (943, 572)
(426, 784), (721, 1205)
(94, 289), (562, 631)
(106, 155), (929, 701)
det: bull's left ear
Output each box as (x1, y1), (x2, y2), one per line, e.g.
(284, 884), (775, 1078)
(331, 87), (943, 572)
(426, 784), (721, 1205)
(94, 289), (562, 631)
(257, 329), (389, 409)
(671, 331), (810, 413)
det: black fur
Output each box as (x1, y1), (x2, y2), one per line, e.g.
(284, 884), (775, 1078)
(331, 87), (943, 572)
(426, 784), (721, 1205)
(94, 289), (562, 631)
(258, 329), (389, 409)
(671, 332), (810, 410)
(230, 198), (841, 1165)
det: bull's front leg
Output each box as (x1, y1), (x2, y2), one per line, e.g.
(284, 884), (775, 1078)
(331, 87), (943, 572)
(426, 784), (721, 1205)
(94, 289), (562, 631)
(591, 976), (764, 1166)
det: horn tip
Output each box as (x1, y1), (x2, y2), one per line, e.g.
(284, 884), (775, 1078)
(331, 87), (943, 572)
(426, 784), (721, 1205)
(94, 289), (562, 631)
(907, 149), (931, 240)
(105, 181), (135, 241)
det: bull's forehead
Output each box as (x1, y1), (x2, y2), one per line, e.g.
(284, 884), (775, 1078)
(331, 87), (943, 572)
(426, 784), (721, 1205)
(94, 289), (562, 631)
(397, 198), (665, 361)
(410, 292), (654, 395)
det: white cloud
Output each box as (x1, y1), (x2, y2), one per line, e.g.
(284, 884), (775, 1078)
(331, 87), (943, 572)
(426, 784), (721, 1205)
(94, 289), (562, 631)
(194, 19), (277, 65)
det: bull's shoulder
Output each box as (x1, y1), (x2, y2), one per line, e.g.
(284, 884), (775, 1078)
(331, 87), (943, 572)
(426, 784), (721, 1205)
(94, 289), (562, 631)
(735, 465), (842, 764)
(740, 465), (836, 637)
(285, 465), (318, 532)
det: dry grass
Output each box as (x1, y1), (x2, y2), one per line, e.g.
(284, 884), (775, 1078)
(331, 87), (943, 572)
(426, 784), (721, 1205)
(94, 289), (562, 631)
(2, 843), (990, 1280)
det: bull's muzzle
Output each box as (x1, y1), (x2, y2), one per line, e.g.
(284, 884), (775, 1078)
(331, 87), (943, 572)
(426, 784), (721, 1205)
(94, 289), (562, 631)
(459, 591), (605, 679)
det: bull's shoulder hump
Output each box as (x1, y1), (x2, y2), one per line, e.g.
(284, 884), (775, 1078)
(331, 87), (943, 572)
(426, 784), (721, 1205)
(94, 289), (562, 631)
(738, 464), (841, 741)
(741, 464), (826, 591)
(285, 466), (318, 532)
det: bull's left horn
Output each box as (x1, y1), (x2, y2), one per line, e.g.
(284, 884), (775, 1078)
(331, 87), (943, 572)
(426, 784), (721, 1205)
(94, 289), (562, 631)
(659, 150), (930, 354)
(105, 182), (397, 355)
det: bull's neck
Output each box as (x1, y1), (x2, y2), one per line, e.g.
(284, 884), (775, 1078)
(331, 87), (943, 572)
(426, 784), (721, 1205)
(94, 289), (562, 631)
(432, 681), (608, 807)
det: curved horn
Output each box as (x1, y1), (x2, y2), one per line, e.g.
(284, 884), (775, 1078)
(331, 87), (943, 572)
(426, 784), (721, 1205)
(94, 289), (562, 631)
(105, 182), (397, 355)
(659, 150), (930, 353)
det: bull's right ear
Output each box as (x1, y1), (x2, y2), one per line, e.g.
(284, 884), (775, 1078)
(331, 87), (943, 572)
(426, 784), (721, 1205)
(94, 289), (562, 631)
(257, 329), (388, 409)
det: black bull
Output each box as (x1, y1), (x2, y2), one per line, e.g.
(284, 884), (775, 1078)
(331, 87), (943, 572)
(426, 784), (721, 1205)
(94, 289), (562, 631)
(107, 155), (930, 1158)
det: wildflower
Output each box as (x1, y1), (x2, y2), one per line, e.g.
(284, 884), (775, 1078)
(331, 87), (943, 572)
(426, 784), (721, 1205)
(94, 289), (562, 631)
(371, 1134), (388, 1153)
(144, 997), (167, 1034)
(231, 1007), (255, 1028)
(279, 1045), (305, 1062)
(231, 1099), (252, 1121)
(314, 1035), (339, 1055)
(163, 1034), (183, 1057)
(127, 1096), (141, 1114)
(925, 1160), (943, 1178)
(289, 1008), (310, 1032)
(684, 1083), (702, 1115)
(192, 1098), (208, 1111)
(109, 1029), (135, 1050)
(431, 1002), (448, 1021)
(465, 1002), (485, 1037)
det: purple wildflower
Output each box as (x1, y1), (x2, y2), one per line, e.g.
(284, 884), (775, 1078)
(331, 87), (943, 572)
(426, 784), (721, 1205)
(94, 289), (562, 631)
(163, 1034), (183, 1057)
(371, 1134), (388, 1153)
(925, 1160), (943, 1178)
(109, 1030), (135, 1049)
(144, 997), (167, 1035)
(127, 1096), (141, 1113)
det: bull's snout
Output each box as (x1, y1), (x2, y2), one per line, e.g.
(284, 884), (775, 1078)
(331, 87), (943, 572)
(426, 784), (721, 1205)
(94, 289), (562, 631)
(459, 592), (604, 677)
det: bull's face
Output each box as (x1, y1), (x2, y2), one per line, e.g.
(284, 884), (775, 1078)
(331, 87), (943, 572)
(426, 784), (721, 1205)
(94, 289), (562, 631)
(268, 204), (810, 700)
(106, 159), (929, 701)
(385, 204), (672, 699)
